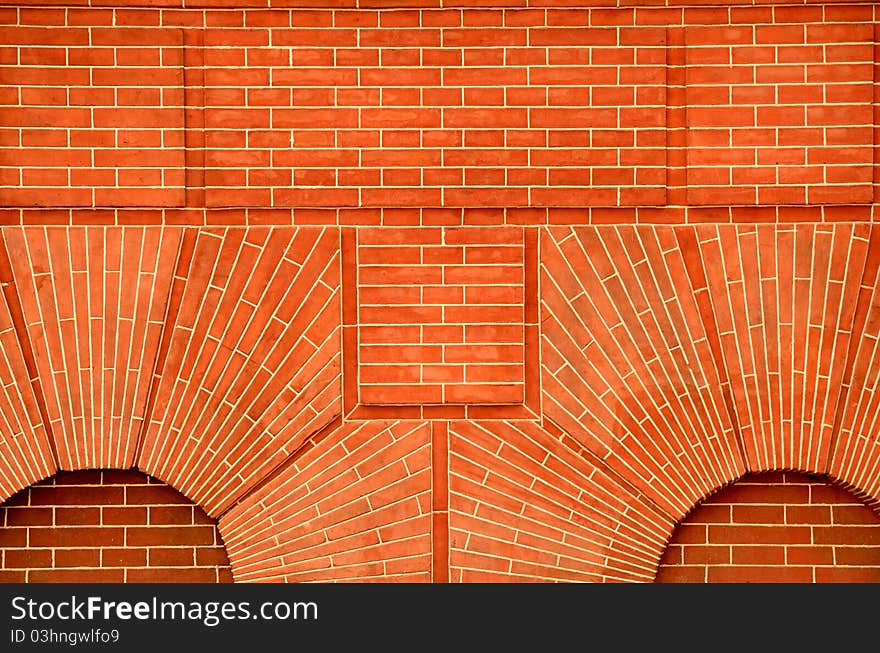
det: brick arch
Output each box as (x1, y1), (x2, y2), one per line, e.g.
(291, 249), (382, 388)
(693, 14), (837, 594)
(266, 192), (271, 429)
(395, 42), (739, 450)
(654, 471), (880, 583)
(0, 468), (232, 583)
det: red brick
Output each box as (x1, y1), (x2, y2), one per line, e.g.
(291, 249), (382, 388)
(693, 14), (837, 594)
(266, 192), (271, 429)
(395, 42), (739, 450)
(55, 507), (101, 525)
(126, 526), (217, 547)
(149, 548), (196, 567)
(660, 473), (880, 584)
(707, 566), (813, 583)
(126, 568), (220, 583)
(29, 569), (125, 583)
(4, 549), (53, 568)
(55, 549), (102, 568)
(0, 471), (231, 584)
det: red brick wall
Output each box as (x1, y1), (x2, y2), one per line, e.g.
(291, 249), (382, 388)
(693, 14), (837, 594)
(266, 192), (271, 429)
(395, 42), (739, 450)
(656, 472), (880, 583)
(2, 0), (880, 585)
(0, 469), (232, 583)
(1, 4), (875, 214)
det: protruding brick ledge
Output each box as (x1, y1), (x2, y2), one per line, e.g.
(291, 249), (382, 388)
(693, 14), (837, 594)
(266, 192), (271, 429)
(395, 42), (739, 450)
(2, 206), (880, 226)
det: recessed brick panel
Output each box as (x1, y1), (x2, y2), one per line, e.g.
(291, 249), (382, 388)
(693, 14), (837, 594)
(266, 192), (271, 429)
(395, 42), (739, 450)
(657, 472), (880, 583)
(0, 469), (232, 583)
(357, 227), (524, 406)
(685, 21), (873, 205)
(0, 27), (185, 208)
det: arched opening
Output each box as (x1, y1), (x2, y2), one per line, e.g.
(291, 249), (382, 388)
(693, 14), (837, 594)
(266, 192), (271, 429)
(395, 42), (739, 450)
(656, 471), (880, 583)
(0, 469), (232, 583)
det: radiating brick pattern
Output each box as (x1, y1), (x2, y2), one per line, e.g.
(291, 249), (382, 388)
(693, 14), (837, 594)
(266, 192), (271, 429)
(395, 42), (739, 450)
(449, 420), (671, 582)
(357, 227), (524, 406)
(221, 420), (432, 583)
(4, 226), (181, 471)
(541, 226), (745, 518)
(692, 224), (867, 473)
(656, 471), (880, 583)
(5, 2), (880, 587)
(0, 25), (185, 208)
(194, 13), (667, 208)
(0, 284), (54, 500)
(137, 227), (341, 516)
(684, 16), (873, 205)
(831, 228), (880, 499)
(0, 469), (232, 583)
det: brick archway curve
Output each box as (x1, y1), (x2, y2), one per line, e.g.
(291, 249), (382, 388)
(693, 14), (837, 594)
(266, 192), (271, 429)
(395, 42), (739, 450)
(0, 466), (235, 582)
(650, 467), (880, 582)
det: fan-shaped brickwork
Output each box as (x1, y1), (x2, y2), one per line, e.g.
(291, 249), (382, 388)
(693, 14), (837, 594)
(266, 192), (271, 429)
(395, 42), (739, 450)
(541, 225), (745, 518)
(0, 248), (54, 499)
(3, 227), (182, 471)
(221, 420), (432, 582)
(448, 420), (672, 582)
(683, 223), (869, 472)
(831, 227), (880, 501)
(3, 2), (880, 584)
(656, 471), (880, 583)
(137, 227), (342, 516)
(0, 469), (232, 583)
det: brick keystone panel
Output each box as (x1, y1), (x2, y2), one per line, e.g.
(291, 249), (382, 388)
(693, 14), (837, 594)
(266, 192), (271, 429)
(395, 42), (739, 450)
(657, 472), (880, 583)
(357, 227), (525, 406)
(0, 469), (232, 583)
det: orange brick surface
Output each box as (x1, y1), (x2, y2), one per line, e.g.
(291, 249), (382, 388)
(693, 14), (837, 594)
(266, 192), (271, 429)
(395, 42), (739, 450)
(357, 227), (524, 406)
(0, 469), (232, 582)
(657, 472), (880, 582)
(0, 1), (879, 584)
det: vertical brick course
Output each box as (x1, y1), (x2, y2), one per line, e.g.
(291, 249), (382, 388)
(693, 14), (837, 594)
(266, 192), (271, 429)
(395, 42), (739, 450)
(3, 226), (182, 470)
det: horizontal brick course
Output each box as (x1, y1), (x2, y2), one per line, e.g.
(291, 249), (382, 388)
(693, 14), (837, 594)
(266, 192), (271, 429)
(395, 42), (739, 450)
(657, 472), (880, 582)
(0, 469), (232, 583)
